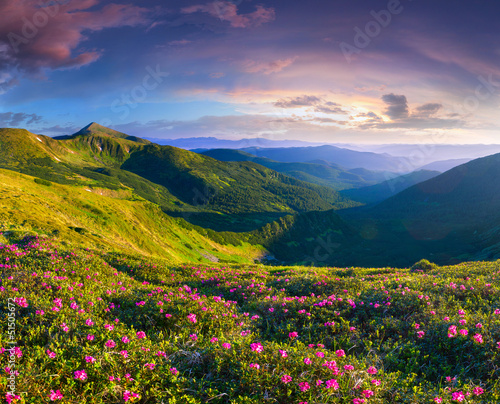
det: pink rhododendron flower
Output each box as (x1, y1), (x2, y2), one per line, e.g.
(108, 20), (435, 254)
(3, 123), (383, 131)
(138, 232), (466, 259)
(48, 390), (63, 401)
(299, 382), (310, 392)
(250, 342), (264, 352)
(123, 390), (140, 402)
(74, 370), (87, 381)
(451, 391), (465, 401)
(326, 379), (339, 389)
(362, 390), (374, 398)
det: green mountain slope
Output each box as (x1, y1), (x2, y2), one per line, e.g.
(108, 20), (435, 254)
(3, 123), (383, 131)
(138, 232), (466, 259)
(250, 154), (500, 267)
(340, 170), (440, 204)
(336, 153), (500, 265)
(121, 144), (359, 230)
(200, 148), (395, 190)
(0, 125), (359, 232)
(371, 154), (500, 223)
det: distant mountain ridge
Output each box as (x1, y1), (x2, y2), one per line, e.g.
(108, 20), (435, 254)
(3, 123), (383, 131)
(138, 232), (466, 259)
(145, 136), (323, 149)
(418, 158), (472, 172)
(238, 145), (410, 172)
(340, 170), (441, 204)
(200, 148), (396, 190)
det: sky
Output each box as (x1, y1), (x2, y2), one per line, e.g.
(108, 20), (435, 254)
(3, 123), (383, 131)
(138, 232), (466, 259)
(1, 0), (500, 144)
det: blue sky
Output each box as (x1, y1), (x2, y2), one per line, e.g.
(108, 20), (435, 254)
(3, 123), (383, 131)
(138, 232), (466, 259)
(1, 0), (500, 143)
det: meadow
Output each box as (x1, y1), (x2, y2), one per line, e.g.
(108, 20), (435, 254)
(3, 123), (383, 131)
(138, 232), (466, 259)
(0, 235), (499, 403)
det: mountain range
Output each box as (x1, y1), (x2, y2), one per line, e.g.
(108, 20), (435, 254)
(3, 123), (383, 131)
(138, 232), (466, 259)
(2, 122), (500, 267)
(145, 136), (324, 149)
(199, 148), (395, 190)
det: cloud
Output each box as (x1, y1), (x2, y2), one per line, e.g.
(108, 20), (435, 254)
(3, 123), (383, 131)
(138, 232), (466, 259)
(0, 0), (151, 75)
(308, 117), (346, 125)
(181, 1), (275, 28)
(351, 111), (384, 128)
(110, 113), (347, 141)
(37, 124), (80, 136)
(414, 103), (443, 117)
(274, 95), (323, 108)
(354, 96), (463, 130)
(315, 101), (347, 115)
(0, 112), (43, 127)
(381, 93), (409, 120)
(0, 73), (19, 94)
(239, 57), (296, 74)
(274, 96), (347, 115)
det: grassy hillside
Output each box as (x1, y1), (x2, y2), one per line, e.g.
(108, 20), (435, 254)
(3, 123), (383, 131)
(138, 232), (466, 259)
(0, 168), (263, 264)
(0, 126), (359, 232)
(200, 149), (395, 190)
(1, 238), (499, 403)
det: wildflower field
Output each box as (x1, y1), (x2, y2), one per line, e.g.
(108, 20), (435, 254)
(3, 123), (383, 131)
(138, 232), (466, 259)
(1, 236), (499, 403)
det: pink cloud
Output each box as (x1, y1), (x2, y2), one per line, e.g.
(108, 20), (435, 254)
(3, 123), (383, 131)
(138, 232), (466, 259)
(181, 1), (275, 28)
(240, 58), (296, 74)
(0, 0), (151, 74)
